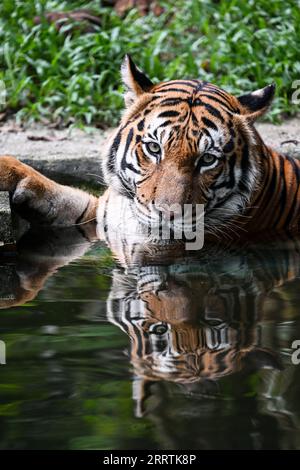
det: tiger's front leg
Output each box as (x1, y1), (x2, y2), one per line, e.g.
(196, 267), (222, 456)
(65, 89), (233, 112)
(0, 156), (99, 226)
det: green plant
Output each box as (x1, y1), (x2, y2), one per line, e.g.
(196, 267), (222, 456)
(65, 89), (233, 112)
(1, 0), (299, 127)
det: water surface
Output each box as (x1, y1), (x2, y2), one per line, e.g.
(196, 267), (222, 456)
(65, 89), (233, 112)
(1, 228), (300, 450)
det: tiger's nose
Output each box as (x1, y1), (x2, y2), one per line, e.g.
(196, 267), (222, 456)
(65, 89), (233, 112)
(153, 189), (192, 218)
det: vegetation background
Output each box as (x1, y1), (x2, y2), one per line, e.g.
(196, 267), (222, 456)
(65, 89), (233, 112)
(1, 0), (299, 128)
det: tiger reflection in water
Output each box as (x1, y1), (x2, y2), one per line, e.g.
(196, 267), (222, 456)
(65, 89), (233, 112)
(1, 209), (300, 427)
(105, 234), (300, 417)
(0, 207), (300, 446)
(102, 233), (300, 448)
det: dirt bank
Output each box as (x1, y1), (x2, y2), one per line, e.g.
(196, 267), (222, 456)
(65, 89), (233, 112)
(0, 118), (299, 184)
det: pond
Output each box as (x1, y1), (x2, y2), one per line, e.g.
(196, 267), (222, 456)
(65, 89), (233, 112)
(1, 217), (300, 449)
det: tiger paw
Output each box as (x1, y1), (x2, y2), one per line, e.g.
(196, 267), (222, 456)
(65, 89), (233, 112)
(0, 156), (27, 191)
(0, 155), (57, 225)
(0, 155), (50, 203)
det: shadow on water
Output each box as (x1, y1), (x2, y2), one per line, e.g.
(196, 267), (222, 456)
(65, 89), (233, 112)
(1, 223), (300, 449)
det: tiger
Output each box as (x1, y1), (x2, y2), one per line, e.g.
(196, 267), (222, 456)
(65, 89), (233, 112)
(1, 54), (300, 239)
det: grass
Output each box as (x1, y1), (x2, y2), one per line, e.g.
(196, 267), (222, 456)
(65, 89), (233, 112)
(0, 0), (300, 127)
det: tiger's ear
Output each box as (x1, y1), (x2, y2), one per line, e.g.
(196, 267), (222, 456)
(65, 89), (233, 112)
(237, 83), (276, 121)
(121, 54), (154, 107)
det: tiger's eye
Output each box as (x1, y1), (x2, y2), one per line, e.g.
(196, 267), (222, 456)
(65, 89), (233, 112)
(150, 323), (168, 335)
(202, 153), (217, 165)
(146, 142), (161, 154)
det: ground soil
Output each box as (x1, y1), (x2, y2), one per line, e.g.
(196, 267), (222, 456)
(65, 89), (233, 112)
(0, 118), (299, 183)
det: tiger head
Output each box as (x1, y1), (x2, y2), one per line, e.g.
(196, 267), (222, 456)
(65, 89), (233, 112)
(107, 247), (285, 398)
(103, 55), (275, 230)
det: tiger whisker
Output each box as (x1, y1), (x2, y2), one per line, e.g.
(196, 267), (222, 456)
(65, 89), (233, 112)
(86, 173), (107, 185)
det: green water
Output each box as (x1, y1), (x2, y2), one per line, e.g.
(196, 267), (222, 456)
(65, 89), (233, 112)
(1, 230), (300, 450)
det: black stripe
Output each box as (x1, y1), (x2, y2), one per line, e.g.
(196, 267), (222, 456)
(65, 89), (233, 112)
(202, 116), (218, 131)
(191, 111), (198, 126)
(228, 153), (237, 189)
(158, 110), (180, 118)
(160, 98), (186, 106)
(156, 80), (198, 89)
(212, 190), (237, 209)
(107, 131), (121, 173)
(212, 154), (236, 191)
(157, 87), (191, 94)
(202, 127), (213, 139)
(240, 144), (249, 172)
(223, 138), (234, 154)
(238, 177), (249, 193)
(254, 159), (278, 226)
(238, 145), (250, 192)
(118, 173), (134, 198)
(136, 174), (151, 185)
(121, 128), (134, 171)
(199, 93), (236, 113)
(193, 99), (225, 123)
(125, 163), (140, 175)
(273, 155), (287, 227)
(285, 154), (300, 185)
(157, 119), (173, 128)
(204, 87), (240, 113)
(137, 119), (145, 131)
(203, 85), (232, 101)
(284, 156), (300, 226)
(166, 134), (176, 148)
(268, 162), (278, 195)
